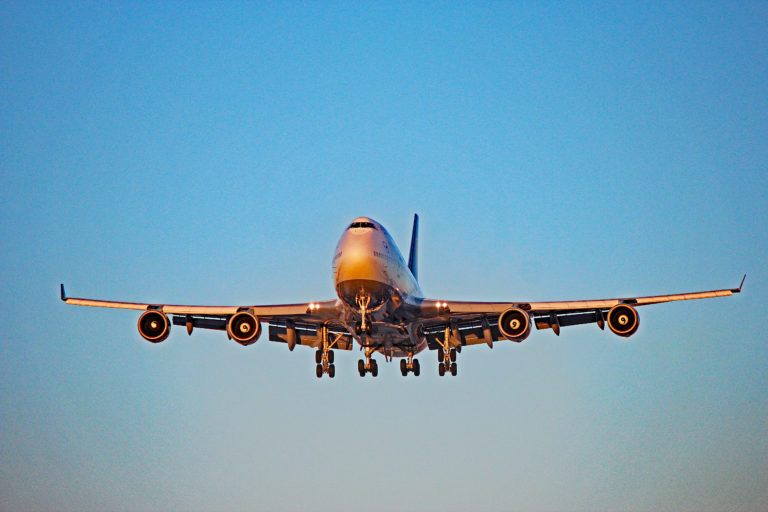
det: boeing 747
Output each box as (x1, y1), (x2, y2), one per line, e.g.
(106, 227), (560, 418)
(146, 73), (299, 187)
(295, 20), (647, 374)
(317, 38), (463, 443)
(61, 215), (744, 378)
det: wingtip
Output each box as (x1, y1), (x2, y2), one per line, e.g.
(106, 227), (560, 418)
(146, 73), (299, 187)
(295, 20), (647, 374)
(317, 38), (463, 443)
(732, 274), (746, 293)
(60, 283), (67, 301)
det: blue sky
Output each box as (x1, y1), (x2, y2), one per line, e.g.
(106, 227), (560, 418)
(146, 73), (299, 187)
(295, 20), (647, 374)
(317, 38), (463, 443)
(1, 3), (766, 511)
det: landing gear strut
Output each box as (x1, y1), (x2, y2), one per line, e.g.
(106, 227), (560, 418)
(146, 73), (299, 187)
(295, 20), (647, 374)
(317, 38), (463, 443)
(400, 352), (420, 376)
(315, 325), (340, 379)
(436, 327), (459, 377)
(354, 291), (373, 336)
(358, 346), (378, 377)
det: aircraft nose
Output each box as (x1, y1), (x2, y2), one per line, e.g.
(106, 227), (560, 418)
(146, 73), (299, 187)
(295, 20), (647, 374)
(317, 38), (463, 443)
(336, 245), (376, 282)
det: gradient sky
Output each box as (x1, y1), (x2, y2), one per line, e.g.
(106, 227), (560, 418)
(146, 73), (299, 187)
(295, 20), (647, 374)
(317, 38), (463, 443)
(1, 3), (767, 511)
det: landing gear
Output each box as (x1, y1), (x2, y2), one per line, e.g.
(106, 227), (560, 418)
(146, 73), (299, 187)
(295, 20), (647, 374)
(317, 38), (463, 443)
(315, 357), (336, 379)
(355, 291), (373, 336)
(400, 352), (420, 376)
(436, 327), (459, 377)
(358, 346), (378, 377)
(315, 325), (339, 378)
(354, 322), (372, 336)
(436, 347), (458, 362)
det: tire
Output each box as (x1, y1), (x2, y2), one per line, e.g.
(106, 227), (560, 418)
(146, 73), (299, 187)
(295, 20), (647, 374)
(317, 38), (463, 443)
(358, 359), (365, 376)
(438, 362), (445, 376)
(450, 348), (457, 362)
(328, 364), (335, 378)
(328, 350), (334, 364)
(437, 347), (444, 361)
(315, 350), (322, 364)
(316, 364), (323, 378)
(400, 359), (407, 376)
(371, 360), (378, 377)
(450, 362), (457, 376)
(413, 359), (420, 376)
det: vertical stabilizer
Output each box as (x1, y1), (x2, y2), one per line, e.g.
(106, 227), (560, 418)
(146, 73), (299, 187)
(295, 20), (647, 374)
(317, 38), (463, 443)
(408, 214), (419, 281)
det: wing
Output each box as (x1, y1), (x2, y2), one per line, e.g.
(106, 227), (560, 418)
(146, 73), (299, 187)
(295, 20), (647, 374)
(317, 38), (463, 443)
(416, 276), (745, 349)
(60, 284), (354, 350)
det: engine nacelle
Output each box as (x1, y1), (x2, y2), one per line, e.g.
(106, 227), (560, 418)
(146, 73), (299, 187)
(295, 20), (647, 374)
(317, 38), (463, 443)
(227, 311), (261, 346)
(498, 307), (531, 342)
(607, 304), (639, 337)
(138, 310), (170, 343)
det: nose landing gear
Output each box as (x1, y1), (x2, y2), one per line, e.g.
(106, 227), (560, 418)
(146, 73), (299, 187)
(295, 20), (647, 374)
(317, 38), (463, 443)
(354, 291), (373, 336)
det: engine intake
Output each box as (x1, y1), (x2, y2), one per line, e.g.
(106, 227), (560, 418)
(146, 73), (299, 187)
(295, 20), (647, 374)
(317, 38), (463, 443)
(227, 311), (261, 346)
(498, 307), (531, 342)
(138, 310), (170, 343)
(607, 304), (639, 337)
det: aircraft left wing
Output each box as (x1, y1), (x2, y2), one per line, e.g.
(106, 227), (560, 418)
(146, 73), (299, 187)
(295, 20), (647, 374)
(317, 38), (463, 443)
(60, 284), (351, 350)
(60, 284), (330, 318)
(416, 276), (745, 349)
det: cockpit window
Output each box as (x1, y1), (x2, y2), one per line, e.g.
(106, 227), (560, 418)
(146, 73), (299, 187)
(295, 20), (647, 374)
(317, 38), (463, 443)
(349, 222), (376, 229)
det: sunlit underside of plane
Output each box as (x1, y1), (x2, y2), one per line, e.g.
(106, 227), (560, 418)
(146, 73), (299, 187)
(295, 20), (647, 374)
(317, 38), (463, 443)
(62, 215), (744, 378)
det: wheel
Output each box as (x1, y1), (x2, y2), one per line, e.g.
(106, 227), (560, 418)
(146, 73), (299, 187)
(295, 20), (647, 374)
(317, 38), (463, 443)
(315, 350), (322, 364)
(371, 359), (378, 377)
(438, 362), (445, 376)
(456, 345), (461, 353)
(328, 364), (335, 378)
(355, 323), (362, 335)
(413, 359), (420, 376)
(316, 364), (323, 378)
(358, 359), (366, 376)
(328, 350), (334, 364)
(450, 362), (457, 376)
(437, 347), (444, 361)
(450, 348), (457, 362)
(400, 359), (407, 376)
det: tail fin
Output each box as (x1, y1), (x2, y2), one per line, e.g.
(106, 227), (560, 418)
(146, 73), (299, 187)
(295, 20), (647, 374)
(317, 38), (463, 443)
(408, 214), (419, 281)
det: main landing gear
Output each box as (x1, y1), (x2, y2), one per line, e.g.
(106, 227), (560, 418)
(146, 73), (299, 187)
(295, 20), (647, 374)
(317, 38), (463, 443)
(315, 325), (340, 379)
(436, 327), (459, 377)
(358, 346), (378, 377)
(400, 353), (420, 376)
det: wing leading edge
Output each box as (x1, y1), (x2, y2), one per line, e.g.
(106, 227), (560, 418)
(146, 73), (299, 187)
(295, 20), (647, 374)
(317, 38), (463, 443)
(439, 277), (744, 315)
(60, 284), (335, 319)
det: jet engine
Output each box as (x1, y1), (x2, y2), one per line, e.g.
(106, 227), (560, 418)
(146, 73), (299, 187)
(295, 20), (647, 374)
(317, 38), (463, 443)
(498, 307), (531, 342)
(138, 310), (170, 343)
(607, 304), (639, 337)
(227, 310), (261, 346)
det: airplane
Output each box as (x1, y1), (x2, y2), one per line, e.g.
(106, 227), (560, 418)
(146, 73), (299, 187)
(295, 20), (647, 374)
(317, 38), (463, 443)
(61, 215), (745, 378)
